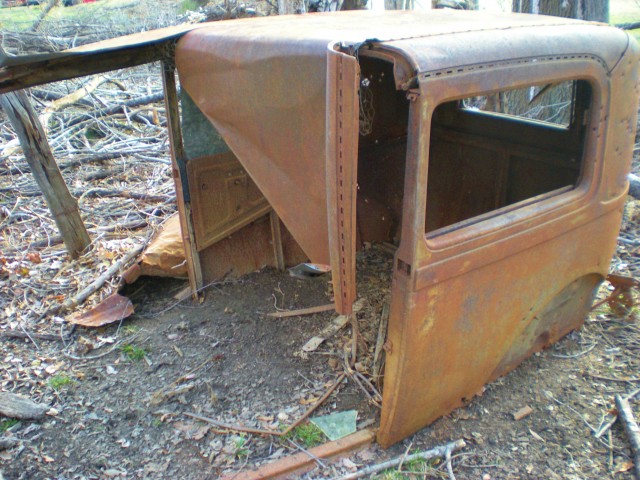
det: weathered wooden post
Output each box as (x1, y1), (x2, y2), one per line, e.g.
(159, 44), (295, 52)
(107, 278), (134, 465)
(0, 90), (91, 259)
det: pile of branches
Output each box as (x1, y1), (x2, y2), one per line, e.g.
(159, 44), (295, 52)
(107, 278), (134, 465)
(0, 65), (176, 330)
(1, 0), (182, 55)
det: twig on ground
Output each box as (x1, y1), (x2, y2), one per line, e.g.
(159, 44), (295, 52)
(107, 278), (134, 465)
(267, 303), (335, 318)
(333, 439), (466, 480)
(281, 373), (347, 437)
(286, 438), (327, 469)
(45, 240), (147, 318)
(372, 302), (389, 382)
(184, 412), (280, 437)
(150, 355), (222, 406)
(614, 394), (640, 480)
(595, 388), (640, 439)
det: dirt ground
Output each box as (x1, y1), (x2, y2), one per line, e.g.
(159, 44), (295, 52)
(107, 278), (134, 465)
(0, 241), (639, 480)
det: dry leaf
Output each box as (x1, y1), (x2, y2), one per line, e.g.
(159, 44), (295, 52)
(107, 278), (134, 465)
(69, 294), (134, 327)
(615, 460), (633, 473)
(26, 252), (42, 264)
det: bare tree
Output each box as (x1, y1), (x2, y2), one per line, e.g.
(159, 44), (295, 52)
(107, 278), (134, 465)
(513, 0), (608, 22)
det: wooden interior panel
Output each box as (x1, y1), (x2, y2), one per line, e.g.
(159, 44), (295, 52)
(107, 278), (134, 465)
(187, 152), (271, 252)
(199, 214), (308, 283)
(426, 99), (584, 233)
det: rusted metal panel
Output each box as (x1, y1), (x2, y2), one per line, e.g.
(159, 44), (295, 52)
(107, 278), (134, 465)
(377, 43), (639, 447)
(326, 44), (360, 315)
(174, 11), (625, 267)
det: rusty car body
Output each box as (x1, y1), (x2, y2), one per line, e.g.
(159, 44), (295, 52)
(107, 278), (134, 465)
(1, 10), (639, 447)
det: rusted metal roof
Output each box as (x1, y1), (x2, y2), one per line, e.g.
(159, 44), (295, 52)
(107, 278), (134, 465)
(176, 10), (630, 264)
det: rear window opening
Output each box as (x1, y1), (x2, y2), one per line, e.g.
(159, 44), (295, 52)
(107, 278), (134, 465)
(425, 80), (592, 237)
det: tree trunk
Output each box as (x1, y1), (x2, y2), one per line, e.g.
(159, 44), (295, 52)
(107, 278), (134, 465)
(278, 0), (306, 14)
(512, 0), (608, 22)
(30, 0), (60, 33)
(0, 90), (91, 259)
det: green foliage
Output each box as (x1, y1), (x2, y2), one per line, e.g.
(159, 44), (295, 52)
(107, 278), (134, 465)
(120, 343), (147, 361)
(0, 0), (133, 31)
(285, 423), (326, 449)
(121, 325), (140, 335)
(48, 374), (75, 391)
(178, 0), (199, 13)
(0, 418), (18, 433)
(374, 457), (444, 479)
(232, 434), (249, 458)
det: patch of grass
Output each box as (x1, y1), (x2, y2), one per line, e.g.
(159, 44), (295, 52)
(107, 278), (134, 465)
(178, 0), (198, 13)
(0, 418), (19, 433)
(374, 457), (442, 479)
(120, 343), (147, 361)
(610, 10), (640, 42)
(48, 374), (75, 391)
(285, 423), (326, 449)
(232, 434), (249, 458)
(121, 325), (140, 335)
(0, 0), (140, 31)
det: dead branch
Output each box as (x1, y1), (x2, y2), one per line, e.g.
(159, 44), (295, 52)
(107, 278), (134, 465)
(63, 91), (166, 128)
(595, 388), (640, 439)
(617, 22), (640, 31)
(615, 394), (640, 479)
(0, 392), (48, 420)
(30, 0), (60, 33)
(335, 439), (466, 480)
(0, 330), (67, 342)
(184, 412), (279, 436)
(18, 187), (173, 203)
(39, 75), (111, 131)
(150, 355), (222, 406)
(187, 373), (349, 439)
(372, 302), (389, 381)
(47, 241), (147, 317)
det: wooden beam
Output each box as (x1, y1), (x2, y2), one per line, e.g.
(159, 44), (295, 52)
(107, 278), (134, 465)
(0, 44), (167, 94)
(0, 24), (206, 94)
(161, 59), (203, 297)
(269, 210), (285, 271)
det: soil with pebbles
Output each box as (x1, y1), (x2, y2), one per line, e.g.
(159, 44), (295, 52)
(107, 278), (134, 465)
(0, 239), (639, 479)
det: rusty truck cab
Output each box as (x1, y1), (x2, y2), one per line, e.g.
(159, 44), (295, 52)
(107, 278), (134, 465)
(323, 20), (640, 446)
(2, 10), (637, 450)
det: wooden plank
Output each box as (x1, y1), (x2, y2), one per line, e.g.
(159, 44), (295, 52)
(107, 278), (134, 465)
(0, 44), (166, 94)
(0, 24), (208, 94)
(270, 210), (285, 271)
(267, 303), (335, 318)
(161, 60), (203, 296)
(220, 429), (376, 480)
